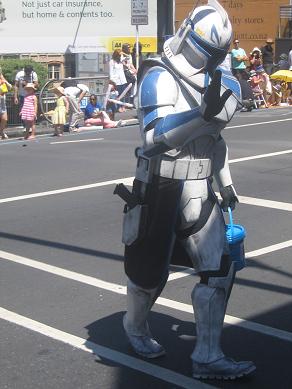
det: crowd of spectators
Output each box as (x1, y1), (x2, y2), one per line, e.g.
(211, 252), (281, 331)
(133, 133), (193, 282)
(0, 42), (145, 140)
(1, 38), (291, 138)
(230, 38), (292, 111)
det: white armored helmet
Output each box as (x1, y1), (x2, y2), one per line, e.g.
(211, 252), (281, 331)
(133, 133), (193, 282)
(164, 0), (232, 79)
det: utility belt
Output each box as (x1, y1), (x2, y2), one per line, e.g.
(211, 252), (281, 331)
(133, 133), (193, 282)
(154, 156), (212, 180)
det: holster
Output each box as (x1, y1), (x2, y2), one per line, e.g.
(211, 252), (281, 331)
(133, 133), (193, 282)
(122, 204), (148, 246)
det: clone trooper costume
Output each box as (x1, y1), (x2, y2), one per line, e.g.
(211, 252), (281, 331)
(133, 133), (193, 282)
(120, 0), (256, 380)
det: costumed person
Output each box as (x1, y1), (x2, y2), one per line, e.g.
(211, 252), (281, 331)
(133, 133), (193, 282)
(115, 0), (256, 380)
(51, 86), (69, 136)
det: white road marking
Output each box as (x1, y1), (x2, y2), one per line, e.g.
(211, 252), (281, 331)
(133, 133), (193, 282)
(245, 240), (292, 259)
(168, 239), (292, 282)
(229, 149), (292, 163)
(1, 249), (292, 343)
(0, 177), (135, 204)
(0, 174), (292, 212)
(50, 138), (104, 144)
(168, 268), (196, 281)
(236, 195), (292, 212)
(0, 308), (213, 389)
(226, 117), (292, 129)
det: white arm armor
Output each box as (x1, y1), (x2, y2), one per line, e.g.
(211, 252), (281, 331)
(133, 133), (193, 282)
(139, 66), (240, 158)
(139, 66), (207, 157)
(213, 136), (233, 189)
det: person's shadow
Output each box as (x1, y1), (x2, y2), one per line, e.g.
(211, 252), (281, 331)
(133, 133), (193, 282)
(85, 310), (196, 388)
(84, 309), (259, 389)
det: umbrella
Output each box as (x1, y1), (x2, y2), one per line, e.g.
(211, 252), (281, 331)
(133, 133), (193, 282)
(270, 70), (292, 82)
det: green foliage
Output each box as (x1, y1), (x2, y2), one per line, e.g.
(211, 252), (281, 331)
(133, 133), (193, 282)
(0, 58), (48, 88)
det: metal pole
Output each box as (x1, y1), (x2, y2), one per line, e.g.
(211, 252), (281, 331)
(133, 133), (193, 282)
(73, 0), (87, 47)
(136, 24), (140, 71)
(172, 0), (176, 34)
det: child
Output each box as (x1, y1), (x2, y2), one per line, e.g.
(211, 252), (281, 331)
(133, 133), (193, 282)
(0, 72), (12, 140)
(51, 86), (69, 136)
(20, 83), (37, 140)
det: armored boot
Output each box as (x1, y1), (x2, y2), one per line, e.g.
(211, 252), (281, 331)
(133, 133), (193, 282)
(191, 283), (256, 379)
(123, 279), (166, 358)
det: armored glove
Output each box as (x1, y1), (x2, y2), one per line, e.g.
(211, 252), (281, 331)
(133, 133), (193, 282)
(220, 185), (239, 212)
(202, 70), (232, 122)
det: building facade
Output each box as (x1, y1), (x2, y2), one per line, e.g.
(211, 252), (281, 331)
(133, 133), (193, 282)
(175, 0), (292, 56)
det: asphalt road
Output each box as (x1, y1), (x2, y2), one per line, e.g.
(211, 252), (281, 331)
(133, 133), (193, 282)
(0, 107), (292, 389)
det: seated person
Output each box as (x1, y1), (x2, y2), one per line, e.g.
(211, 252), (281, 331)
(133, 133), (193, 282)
(274, 54), (289, 71)
(249, 70), (267, 95)
(280, 81), (291, 103)
(237, 72), (254, 111)
(268, 80), (282, 106)
(84, 94), (124, 129)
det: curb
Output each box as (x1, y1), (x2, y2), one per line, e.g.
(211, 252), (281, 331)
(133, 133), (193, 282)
(5, 118), (139, 139)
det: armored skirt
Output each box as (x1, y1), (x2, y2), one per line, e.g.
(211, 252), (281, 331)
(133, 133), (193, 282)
(124, 175), (229, 289)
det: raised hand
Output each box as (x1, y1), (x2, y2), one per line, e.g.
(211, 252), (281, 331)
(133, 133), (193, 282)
(203, 70), (232, 121)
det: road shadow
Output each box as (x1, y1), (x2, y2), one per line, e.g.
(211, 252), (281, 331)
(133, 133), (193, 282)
(0, 231), (124, 262)
(84, 310), (267, 389)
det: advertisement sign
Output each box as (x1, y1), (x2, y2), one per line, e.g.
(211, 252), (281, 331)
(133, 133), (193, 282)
(0, 0), (157, 53)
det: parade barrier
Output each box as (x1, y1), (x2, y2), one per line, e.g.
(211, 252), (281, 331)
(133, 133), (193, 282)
(39, 76), (110, 124)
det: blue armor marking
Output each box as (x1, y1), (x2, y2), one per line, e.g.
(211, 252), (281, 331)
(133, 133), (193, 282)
(154, 108), (201, 137)
(140, 67), (171, 108)
(143, 107), (167, 130)
(220, 71), (241, 100)
(140, 65), (178, 129)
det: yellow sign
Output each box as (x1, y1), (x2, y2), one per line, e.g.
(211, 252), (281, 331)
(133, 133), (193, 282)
(106, 37), (157, 53)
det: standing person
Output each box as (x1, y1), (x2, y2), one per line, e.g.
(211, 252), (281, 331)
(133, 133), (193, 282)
(261, 38), (274, 75)
(106, 81), (118, 120)
(132, 42), (144, 69)
(288, 47), (292, 70)
(63, 83), (89, 131)
(249, 47), (262, 71)
(20, 83), (37, 140)
(230, 39), (248, 78)
(51, 86), (69, 136)
(14, 65), (38, 110)
(109, 49), (128, 113)
(0, 72), (12, 139)
(117, 0), (255, 381)
(121, 43), (137, 104)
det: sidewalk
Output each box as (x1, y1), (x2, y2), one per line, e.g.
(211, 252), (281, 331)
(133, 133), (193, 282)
(5, 109), (139, 139)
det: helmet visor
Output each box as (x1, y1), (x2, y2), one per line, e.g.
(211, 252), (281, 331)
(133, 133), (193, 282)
(188, 26), (229, 73)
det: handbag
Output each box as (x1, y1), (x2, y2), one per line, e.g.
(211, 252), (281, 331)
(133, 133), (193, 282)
(123, 66), (136, 84)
